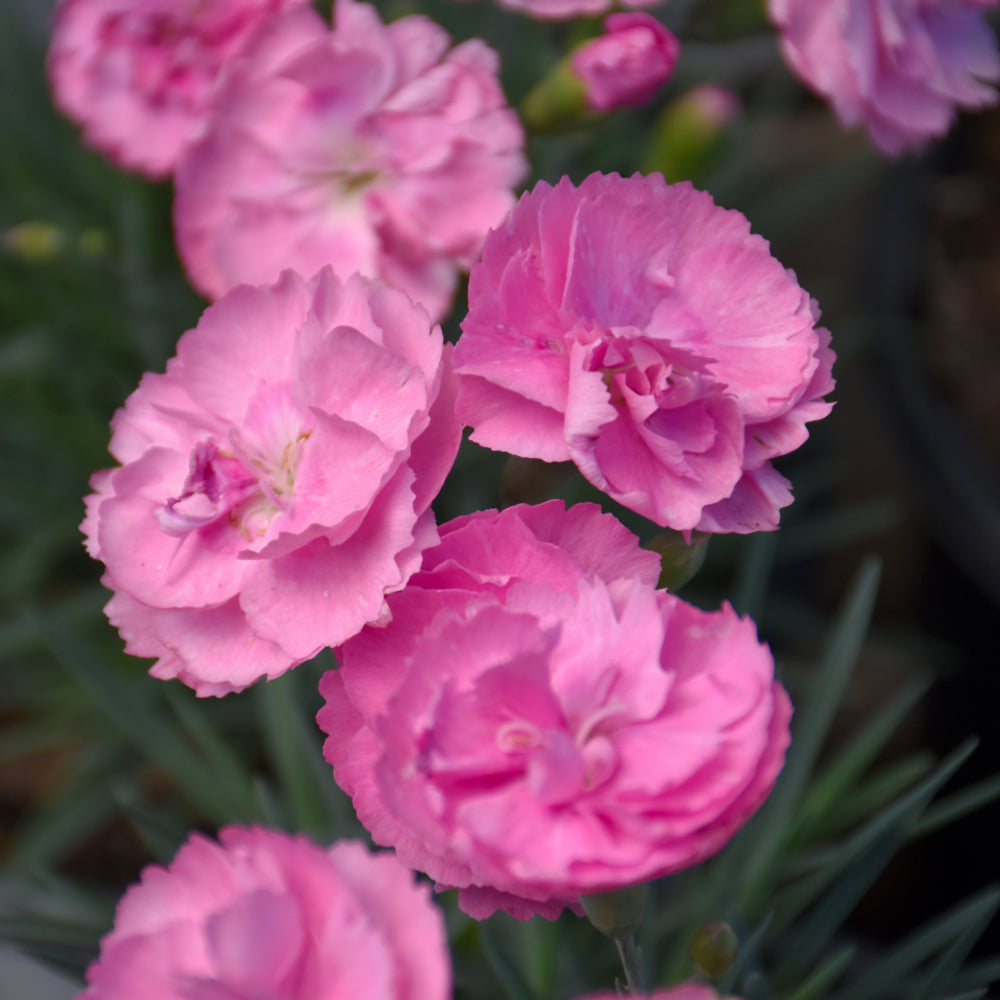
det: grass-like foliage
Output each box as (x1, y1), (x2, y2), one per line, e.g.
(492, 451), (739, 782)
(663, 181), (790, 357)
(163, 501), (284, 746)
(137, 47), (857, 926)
(1, 1), (997, 998)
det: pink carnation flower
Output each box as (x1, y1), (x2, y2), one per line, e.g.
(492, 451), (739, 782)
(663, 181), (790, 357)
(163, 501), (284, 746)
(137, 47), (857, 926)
(454, 172), (835, 534)
(47, 0), (307, 178)
(319, 501), (790, 920)
(491, 0), (658, 21)
(174, 0), (526, 322)
(769, 0), (1000, 154)
(80, 827), (450, 1000)
(82, 267), (461, 696)
(572, 14), (680, 111)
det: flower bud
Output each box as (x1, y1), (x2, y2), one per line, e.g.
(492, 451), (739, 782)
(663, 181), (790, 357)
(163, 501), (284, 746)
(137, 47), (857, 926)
(642, 85), (740, 183)
(646, 530), (710, 591)
(580, 883), (648, 939)
(571, 13), (679, 111)
(690, 920), (738, 980)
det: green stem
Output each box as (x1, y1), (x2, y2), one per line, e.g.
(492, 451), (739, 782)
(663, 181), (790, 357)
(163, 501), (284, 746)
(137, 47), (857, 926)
(614, 932), (645, 996)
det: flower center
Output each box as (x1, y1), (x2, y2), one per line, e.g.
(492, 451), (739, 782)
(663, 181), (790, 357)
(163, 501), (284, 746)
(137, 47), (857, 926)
(156, 424), (310, 541)
(156, 440), (257, 537)
(495, 704), (622, 803)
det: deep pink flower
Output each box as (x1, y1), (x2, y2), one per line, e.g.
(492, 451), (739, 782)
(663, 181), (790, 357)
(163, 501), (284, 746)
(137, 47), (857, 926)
(47, 0), (307, 178)
(572, 14), (680, 111)
(769, 0), (1000, 154)
(454, 172), (834, 534)
(82, 267), (461, 696)
(80, 827), (450, 1000)
(490, 0), (658, 20)
(174, 0), (526, 322)
(319, 501), (790, 920)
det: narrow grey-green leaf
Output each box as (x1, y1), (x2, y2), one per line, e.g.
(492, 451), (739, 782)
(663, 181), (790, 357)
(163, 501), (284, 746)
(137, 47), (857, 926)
(782, 945), (855, 1000)
(740, 558), (882, 908)
(477, 921), (542, 1000)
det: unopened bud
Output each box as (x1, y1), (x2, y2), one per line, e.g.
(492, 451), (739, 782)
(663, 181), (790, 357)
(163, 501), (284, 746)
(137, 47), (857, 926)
(521, 58), (590, 134)
(580, 882), (648, 939)
(571, 13), (679, 112)
(646, 530), (709, 591)
(642, 85), (740, 183)
(690, 920), (738, 980)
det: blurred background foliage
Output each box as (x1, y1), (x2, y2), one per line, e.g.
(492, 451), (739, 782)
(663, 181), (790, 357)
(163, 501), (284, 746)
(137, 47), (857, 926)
(1, 0), (999, 997)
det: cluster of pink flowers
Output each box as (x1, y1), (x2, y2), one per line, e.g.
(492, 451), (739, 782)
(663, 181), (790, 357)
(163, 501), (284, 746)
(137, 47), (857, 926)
(55, 0), (852, 992)
(77, 170), (818, 930)
(49, 0), (525, 322)
(769, 0), (1000, 154)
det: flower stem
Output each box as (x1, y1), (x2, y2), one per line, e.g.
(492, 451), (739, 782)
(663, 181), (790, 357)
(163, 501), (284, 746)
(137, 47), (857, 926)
(614, 932), (645, 996)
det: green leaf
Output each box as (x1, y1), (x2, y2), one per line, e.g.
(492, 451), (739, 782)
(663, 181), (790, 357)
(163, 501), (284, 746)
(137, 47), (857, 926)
(781, 945), (855, 1000)
(910, 896), (998, 1000)
(717, 913), (774, 995)
(819, 752), (935, 835)
(732, 530), (779, 619)
(797, 678), (929, 843)
(255, 660), (356, 840)
(739, 558), (882, 910)
(165, 687), (260, 823)
(914, 773), (1000, 840)
(825, 887), (1000, 1000)
(477, 920), (542, 1000)
(776, 499), (901, 563)
(951, 957), (1000, 993)
(112, 787), (192, 865)
(4, 743), (127, 870)
(781, 740), (979, 985)
(30, 611), (241, 825)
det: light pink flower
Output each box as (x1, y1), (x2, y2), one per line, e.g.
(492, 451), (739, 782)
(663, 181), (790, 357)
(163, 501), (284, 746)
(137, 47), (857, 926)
(454, 172), (835, 534)
(491, 0), (658, 21)
(47, 0), (307, 178)
(82, 267), (461, 696)
(572, 14), (680, 111)
(319, 501), (790, 920)
(769, 0), (1000, 154)
(173, 0), (526, 322)
(80, 827), (450, 1000)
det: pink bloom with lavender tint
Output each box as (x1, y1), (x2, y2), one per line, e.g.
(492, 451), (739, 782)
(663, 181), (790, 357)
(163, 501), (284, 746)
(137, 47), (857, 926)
(572, 14), (680, 111)
(47, 0), (307, 178)
(80, 827), (450, 1000)
(319, 501), (790, 920)
(769, 0), (1000, 154)
(174, 0), (526, 322)
(454, 172), (835, 534)
(82, 267), (460, 696)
